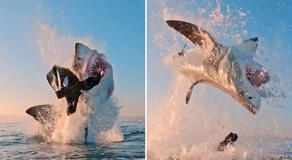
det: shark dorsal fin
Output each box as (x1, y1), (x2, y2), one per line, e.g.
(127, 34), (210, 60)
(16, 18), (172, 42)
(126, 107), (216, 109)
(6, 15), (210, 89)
(166, 20), (219, 51)
(26, 104), (54, 125)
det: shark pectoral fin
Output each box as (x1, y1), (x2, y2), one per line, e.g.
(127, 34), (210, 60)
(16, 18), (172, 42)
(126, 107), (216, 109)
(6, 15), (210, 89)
(166, 20), (220, 50)
(186, 81), (201, 104)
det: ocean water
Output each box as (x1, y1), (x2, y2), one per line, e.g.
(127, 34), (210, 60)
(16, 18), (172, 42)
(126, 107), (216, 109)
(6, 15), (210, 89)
(0, 121), (145, 159)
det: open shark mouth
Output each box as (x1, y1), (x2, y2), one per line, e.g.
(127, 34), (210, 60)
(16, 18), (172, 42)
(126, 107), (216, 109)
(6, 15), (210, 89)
(246, 65), (270, 88)
(86, 51), (108, 80)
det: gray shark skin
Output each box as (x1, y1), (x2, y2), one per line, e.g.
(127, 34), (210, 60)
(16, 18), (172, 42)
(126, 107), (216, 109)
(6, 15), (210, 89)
(26, 104), (54, 125)
(166, 20), (270, 114)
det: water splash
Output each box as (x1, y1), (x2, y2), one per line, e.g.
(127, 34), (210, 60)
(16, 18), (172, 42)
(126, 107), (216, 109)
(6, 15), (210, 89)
(148, 0), (291, 159)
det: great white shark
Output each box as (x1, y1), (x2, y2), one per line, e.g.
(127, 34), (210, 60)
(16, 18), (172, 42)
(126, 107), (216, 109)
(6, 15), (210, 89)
(166, 20), (270, 114)
(26, 43), (119, 143)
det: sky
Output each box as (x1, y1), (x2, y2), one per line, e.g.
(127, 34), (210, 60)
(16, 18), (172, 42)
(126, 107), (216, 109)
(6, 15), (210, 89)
(0, 0), (145, 122)
(148, 0), (292, 128)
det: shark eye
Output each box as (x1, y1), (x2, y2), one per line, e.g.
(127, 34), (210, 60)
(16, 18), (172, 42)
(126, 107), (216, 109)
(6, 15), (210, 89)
(77, 57), (83, 60)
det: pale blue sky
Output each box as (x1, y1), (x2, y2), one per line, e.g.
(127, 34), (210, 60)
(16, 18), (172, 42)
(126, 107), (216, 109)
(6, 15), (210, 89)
(0, 0), (145, 121)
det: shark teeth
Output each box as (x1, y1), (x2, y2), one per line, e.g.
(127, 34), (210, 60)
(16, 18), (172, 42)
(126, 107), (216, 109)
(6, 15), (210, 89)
(246, 65), (269, 88)
(88, 56), (106, 78)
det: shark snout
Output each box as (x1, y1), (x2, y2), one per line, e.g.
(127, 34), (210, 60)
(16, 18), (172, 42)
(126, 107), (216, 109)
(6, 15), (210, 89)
(75, 43), (81, 52)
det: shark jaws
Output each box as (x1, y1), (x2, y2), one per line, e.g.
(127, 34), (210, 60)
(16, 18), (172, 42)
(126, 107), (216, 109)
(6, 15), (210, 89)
(26, 43), (119, 143)
(166, 20), (270, 114)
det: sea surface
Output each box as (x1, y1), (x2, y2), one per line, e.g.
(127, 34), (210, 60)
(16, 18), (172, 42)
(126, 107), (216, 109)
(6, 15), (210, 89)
(0, 121), (145, 159)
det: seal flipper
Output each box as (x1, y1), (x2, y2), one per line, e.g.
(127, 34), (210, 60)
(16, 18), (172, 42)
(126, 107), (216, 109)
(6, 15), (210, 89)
(26, 104), (54, 125)
(217, 132), (238, 152)
(47, 65), (80, 92)
(186, 81), (202, 104)
(166, 20), (220, 50)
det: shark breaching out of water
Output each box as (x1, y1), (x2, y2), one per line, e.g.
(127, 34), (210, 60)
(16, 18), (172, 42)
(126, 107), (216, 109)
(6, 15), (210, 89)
(26, 43), (120, 143)
(166, 20), (270, 114)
